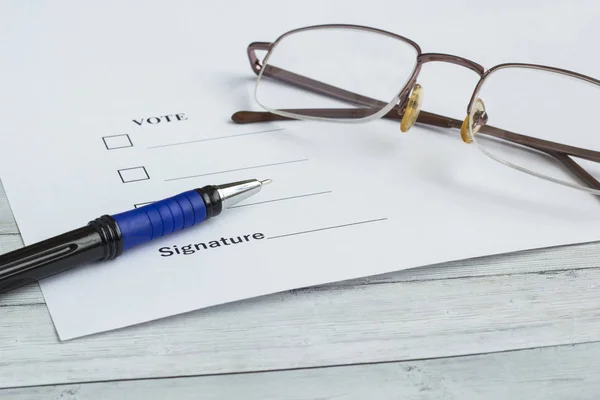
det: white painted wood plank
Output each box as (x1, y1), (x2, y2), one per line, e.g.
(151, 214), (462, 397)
(2, 268), (600, 388)
(351, 240), (600, 284)
(0, 232), (22, 254)
(2, 226), (600, 308)
(3, 238), (600, 308)
(0, 284), (43, 307)
(2, 341), (599, 400)
(0, 180), (18, 235)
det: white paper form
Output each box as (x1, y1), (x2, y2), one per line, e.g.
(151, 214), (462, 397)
(1, 1), (600, 340)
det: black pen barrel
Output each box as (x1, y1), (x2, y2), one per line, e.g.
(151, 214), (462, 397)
(0, 216), (122, 294)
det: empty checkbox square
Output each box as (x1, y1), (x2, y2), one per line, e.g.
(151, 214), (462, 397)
(103, 134), (133, 150)
(118, 166), (150, 183)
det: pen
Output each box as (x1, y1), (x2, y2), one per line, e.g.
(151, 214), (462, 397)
(0, 178), (271, 294)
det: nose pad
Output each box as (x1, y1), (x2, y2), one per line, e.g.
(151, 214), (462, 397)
(399, 84), (423, 133)
(460, 98), (488, 143)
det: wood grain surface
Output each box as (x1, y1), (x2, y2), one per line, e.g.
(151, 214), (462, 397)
(1, 178), (599, 399)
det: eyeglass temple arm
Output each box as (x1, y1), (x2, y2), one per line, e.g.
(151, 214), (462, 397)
(232, 107), (600, 162)
(238, 43), (600, 190)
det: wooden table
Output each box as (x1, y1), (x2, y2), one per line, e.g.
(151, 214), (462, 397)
(1, 179), (599, 399)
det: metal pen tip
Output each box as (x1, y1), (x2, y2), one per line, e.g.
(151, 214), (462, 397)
(215, 178), (272, 209)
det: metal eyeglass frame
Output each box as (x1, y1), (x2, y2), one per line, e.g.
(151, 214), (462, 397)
(231, 24), (600, 194)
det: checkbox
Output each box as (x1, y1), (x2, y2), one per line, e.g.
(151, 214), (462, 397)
(103, 134), (133, 150)
(118, 166), (150, 183)
(134, 201), (154, 208)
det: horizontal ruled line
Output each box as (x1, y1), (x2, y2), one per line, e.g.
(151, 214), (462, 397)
(229, 191), (332, 209)
(268, 217), (388, 240)
(148, 128), (285, 149)
(165, 158), (309, 182)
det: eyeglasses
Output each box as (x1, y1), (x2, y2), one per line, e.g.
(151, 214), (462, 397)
(231, 24), (600, 196)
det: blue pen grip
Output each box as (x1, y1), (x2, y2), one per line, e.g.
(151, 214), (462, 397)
(112, 190), (207, 251)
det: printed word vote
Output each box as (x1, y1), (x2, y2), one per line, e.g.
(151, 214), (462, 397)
(133, 113), (188, 126)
